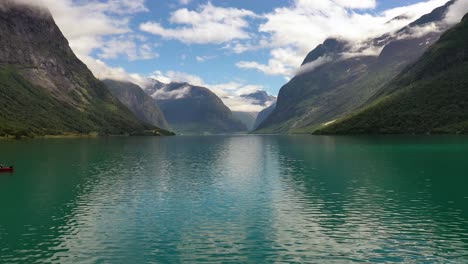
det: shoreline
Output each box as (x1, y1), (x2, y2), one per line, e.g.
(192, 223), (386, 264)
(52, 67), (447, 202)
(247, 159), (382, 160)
(0, 131), (175, 140)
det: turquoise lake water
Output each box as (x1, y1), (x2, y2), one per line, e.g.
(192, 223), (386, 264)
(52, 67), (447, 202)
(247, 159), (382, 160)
(0, 135), (467, 263)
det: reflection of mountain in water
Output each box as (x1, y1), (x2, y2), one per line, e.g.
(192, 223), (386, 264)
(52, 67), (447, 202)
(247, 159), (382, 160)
(1, 136), (467, 262)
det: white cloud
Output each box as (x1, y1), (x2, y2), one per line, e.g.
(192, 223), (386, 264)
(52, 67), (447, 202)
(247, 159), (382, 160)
(9, 0), (466, 98)
(98, 38), (159, 61)
(82, 57), (152, 88)
(9, 0), (158, 82)
(237, 60), (288, 76)
(151, 71), (205, 87)
(445, 0), (468, 24)
(223, 38), (271, 54)
(340, 42), (385, 59)
(334, 0), (376, 9)
(151, 84), (193, 100)
(295, 56), (332, 76)
(150, 71), (270, 112)
(237, 47), (305, 76)
(237, 0), (451, 78)
(179, 0), (192, 5)
(397, 23), (443, 40)
(196, 55), (216, 62)
(140, 3), (257, 44)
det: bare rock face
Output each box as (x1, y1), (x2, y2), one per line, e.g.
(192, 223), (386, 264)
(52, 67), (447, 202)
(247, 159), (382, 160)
(0, 1), (92, 103)
(256, 0), (457, 133)
(103, 79), (170, 130)
(0, 1), (170, 136)
(144, 81), (247, 134)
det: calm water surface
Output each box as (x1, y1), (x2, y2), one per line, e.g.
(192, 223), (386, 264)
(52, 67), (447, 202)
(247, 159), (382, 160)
(0, 135), (467, 263)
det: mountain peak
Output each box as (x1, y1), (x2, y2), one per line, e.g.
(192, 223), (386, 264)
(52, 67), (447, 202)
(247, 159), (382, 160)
(241, 90), (276, 106)
(399, 0), (455, 33)
(0, 0), (166, 136)
(143, 81), (247, 134)
(301, 38), (348, 65)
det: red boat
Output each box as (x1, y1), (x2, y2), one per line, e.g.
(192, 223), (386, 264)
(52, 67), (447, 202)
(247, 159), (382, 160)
(0, 166), (14, 172)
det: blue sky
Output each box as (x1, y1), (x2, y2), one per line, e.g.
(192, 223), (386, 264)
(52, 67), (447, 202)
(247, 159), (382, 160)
(103, 0), (430, 93)
(37, 0), (460, 111)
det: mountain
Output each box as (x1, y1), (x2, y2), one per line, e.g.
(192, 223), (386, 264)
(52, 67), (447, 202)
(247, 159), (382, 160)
(144, 81), (247, 134)
(0, 1), (171, 137)
(253, 102), (276, 131)
(233, 111), (258, 131)
(316, 13), (468, 135)
(103, 80), (170, 130)
(232, 91), (275, 131)
(241, 90), (276, 106)
(255, 1), (457, 134)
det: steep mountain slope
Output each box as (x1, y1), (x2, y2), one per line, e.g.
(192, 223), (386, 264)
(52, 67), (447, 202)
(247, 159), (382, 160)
(103, 80), (169, 130)
(144, 81), (247, 134)
(233, 111), (258, 131)
(234, 90), (275, 131)
(316, 13), (468, 135)
(253, 102), (276, 131)
(241, 90), (276, 106)
(255, 1), (457, 134)
(0, 1), (167, 137)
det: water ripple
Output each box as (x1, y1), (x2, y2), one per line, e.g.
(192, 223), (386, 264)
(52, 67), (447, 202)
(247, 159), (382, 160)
(0, 136), (467, 263)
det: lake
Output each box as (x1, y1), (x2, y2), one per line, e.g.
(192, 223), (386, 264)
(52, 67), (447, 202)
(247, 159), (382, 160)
(0, 135), (467, 263)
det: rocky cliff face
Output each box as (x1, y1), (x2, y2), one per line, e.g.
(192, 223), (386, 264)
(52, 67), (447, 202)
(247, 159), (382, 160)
(0, 1), (165, 136)
(240, 90), (276, 107)
(144, 81), (247, 134)
(317, 13), (468, 134)
(253, 103), (276, 131)
(256, 0), (457, 134)
(103, 80), (170, 130)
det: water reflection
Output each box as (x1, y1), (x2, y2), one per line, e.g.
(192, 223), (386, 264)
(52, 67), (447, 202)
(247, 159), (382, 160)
(0, 136), (467, 263)
(272, 136), (468, 262)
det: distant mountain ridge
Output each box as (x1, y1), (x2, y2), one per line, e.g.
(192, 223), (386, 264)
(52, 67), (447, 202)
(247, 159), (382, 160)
(241, 90), (276, 106)
(144, 80), (247, 134)
(234, 90), (276, 131)
(253, 103), (276, 131)
(103, 80), (170, 130)
(316, 12), (468, 134)
(255, 0), (458, 134)
(0, 1), (171, 137)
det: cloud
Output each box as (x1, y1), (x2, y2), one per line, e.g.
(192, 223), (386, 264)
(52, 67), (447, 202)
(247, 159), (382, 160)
(151, 71), (205, 87)
(397, 23), (443, 40)
(179, 0), (192, 5)
(98, 38), (159, 61)
(334, 0), (376, 9)
(151, 84), (193, 100)
(237, 47), (306, 76)
(339, 42), (385, 59)
(196, 55), (216, 62)
(140, 3), (257, 44)
(82, 57), (152, 88)
(445, 0), (468, 24)
(150, 71), (270, 112)
(236, 60), (288, 76)
(295, 56), (332, 76)
(236, 0), (450, 78)
(10, 0), (159, 83)
(0, 0), (45, 10)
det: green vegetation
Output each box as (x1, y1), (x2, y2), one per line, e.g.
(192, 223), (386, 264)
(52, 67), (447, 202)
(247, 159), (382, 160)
(0, 4), (173, 138)
(103, 79), (170, 130)
(255, 2), (455, 134)
(0, 66), (173, 137)
(153, 83), (247, 134)
(233, 112), (257, 131)
(316, 14), (468, 135)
